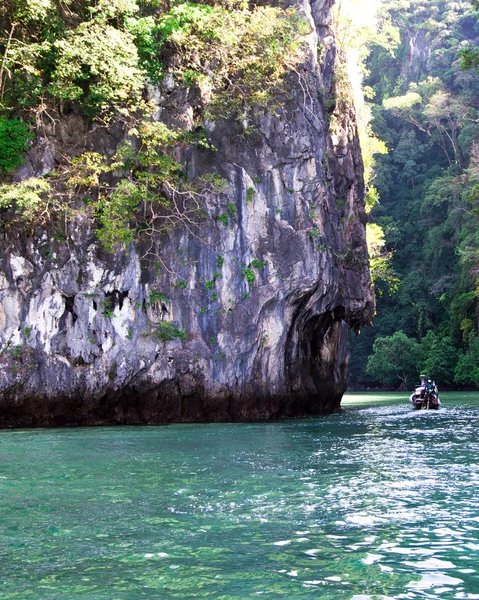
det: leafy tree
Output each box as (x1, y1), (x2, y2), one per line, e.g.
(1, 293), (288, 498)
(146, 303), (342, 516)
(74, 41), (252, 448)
(418, 331), (458, 384)
(367, 223), (399, 294)
(0, 117), (31, 174)
(50, 21), (144, 113)
(0, 178), (52, 221)
(153, 2), (309, 120)
(366, 331), (422, 388)
(455, 335), (479, 386)
(459, 0), (479, 70)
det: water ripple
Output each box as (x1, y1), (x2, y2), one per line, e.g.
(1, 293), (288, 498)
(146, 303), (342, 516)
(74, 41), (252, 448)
(1, 392), (479, 598)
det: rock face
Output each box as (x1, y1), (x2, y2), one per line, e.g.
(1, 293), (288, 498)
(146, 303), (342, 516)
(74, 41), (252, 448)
(0, 0), (373, 426)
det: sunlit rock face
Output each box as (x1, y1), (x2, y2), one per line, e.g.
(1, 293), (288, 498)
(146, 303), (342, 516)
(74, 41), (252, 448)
(0, 0), (373, 426)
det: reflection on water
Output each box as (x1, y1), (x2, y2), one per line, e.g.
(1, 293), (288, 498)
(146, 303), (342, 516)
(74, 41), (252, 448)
(1, 393), (479, 598)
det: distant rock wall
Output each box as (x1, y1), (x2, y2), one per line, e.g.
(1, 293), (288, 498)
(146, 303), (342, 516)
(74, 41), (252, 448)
(0, 0), (373, 426)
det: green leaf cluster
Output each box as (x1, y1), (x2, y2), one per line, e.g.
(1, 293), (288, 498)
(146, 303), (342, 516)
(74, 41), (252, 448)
(50, 22), (143, 113)
(366, 328), (479, 388)
(0, 117), (31, 174)
(152, 2), (309, 120)
(366, 331), (422, 387)
(0, 178), (51, 221)
(153, 321), (187, 342)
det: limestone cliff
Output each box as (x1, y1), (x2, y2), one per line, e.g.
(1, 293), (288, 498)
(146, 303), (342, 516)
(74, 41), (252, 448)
(0, 0), (373, 426)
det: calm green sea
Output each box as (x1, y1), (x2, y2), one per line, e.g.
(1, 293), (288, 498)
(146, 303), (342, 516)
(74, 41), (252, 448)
(1, 392), (479, 599)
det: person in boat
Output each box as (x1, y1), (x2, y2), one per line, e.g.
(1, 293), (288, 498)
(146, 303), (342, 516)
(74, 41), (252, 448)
(425, 379), (436, 397)
(417, 376), (426, 398)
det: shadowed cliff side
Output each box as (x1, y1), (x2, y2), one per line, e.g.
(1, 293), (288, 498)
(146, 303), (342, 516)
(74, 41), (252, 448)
(0, 0), (373, 426)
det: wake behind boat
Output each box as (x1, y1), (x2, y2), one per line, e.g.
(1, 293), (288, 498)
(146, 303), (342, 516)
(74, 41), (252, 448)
(409, 375), (441, 410)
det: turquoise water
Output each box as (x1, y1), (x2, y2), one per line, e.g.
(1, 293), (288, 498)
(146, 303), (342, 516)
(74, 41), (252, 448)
(1, 393), (479, 599)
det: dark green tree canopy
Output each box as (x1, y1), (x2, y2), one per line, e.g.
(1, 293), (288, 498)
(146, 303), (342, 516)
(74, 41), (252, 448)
(351, 0), (479, 390)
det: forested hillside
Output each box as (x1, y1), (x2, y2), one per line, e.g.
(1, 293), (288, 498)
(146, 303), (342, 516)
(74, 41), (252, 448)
(350, 0), (479, 389)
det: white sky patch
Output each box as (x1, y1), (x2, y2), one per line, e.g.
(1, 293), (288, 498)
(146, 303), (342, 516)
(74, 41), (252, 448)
(338, 0), (381, 110)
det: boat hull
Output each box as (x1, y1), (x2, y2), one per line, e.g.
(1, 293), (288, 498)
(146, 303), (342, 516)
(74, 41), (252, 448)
(409, 393), (440, 410)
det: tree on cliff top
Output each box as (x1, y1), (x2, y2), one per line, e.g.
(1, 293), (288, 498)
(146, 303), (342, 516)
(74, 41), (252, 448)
(0, 0), (310, 251)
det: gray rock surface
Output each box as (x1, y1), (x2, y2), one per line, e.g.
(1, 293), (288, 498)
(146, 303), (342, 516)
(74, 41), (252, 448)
(0, 0), (373, 426)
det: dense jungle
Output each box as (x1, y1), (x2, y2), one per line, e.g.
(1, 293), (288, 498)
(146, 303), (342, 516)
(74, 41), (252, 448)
(349, 0), (479, 390)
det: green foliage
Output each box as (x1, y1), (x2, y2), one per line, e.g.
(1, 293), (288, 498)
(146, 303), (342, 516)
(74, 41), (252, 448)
(154, 2), (309, 120)
(125, 16), (164, 83)
(173, 279), (188, 289)
(103, 305), (115, 318)
(245, 187), (255, 203)
(147, 290), (168, 306)
(0, 178), (51, 221)
(66, 152), (114, 188)
(367, 331), (422, 387)
(217, 213), (229, 225)
(52, 23), (142, 111)
(0, 0), (310, 257)
(4, 344), (24, 361)
(459, 44), (479, 71)
(1, 37), (53, 109)
(0, 118), (31, 174)
(418, 331), (458, 385)
(242, 267), (255, 282)
(215, 202), (236, 227)
(217, 254), (224, 268)
(50, 114), (218, 250)
(0, 0), (308, 120)
(153, 321), (187, 341)
(460, 317), (475, 344)
(93, 180), (142, 252)
(198, 173), (227, 192)
(454, 335), (479, 386)
(205, 279), (215, 290)
(367, 223), (399, 293)
(0, 0), (145, 114)
(250, 259), (267, 269)
(383, 91), (422, 111)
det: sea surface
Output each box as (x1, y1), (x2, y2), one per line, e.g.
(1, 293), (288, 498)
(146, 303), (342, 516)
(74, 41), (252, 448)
(1, 392), (479, 599)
